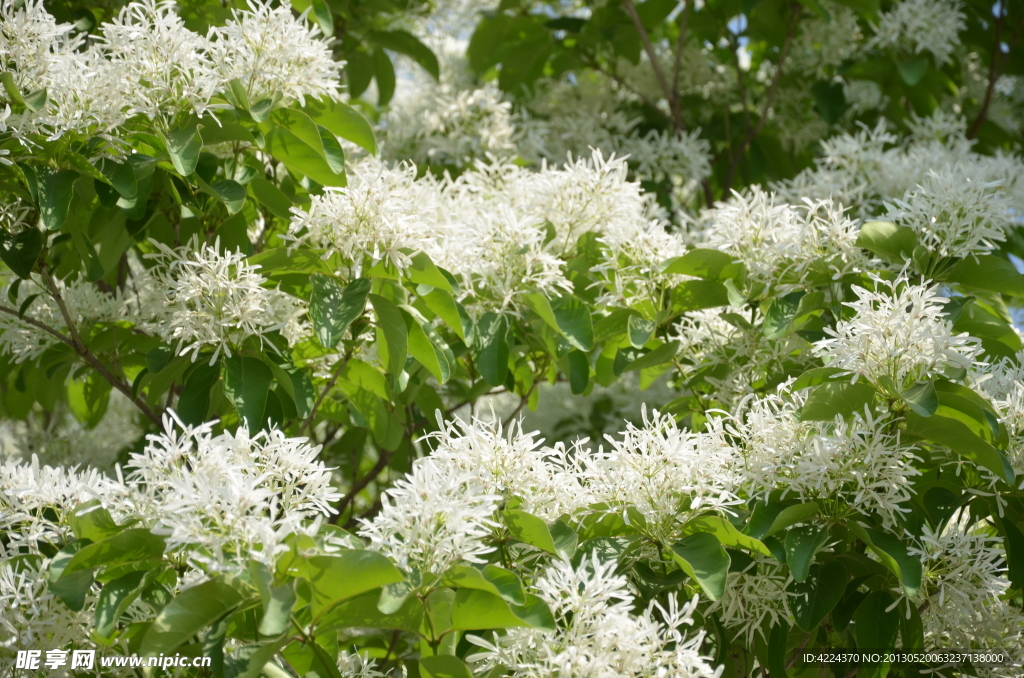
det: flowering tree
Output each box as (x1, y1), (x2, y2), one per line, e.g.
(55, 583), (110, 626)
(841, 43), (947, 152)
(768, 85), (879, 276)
(1, 0), (1024, 676)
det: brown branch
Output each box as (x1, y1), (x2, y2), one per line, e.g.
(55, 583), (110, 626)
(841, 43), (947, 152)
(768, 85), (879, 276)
(36, 271), (162, 427)
(967, 1), (1008, 139)
(330, 451), (392, 525)
(621, 0), (684, 130)
(721, 4), (799, 197)
(671, 1), (692, 109)
(299, 356), (348, 436)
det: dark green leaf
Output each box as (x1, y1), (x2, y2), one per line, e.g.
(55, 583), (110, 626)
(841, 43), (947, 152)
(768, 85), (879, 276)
(784, 525), (829, 583)
(475, 312), (509, 386)
(745, 502), (820, 540)
(787, 560), (847, 632)
(369, 30), (440, 80)
(369, 294), (408, 386)
(902, 381), (938, 417)
(0, 227), (42, 278)
(904, 411), (1014, 484)
(897, 56), (929, 86)
(248, 177), (293, 219)
(945, 255), (1024, 296)
(419, 656), (473, 678)
(310, 276), (370, 348)
(302, 551), (404, 617)
(303, 98), (377, 155)
(847, 523), (921, 598)
(37, 167), (77, 230)
(551, 296), (595, 351)
(567, 349), (589, 394)
(223, 355), (273, 429)
(61, 529), (166, 577)
(854, 590), (899, 650)
(141, 580), (244, 655)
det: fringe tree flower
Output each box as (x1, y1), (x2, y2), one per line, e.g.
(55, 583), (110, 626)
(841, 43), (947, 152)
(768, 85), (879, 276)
(811, 272), (982, 392)
(469, 553), (721, 678)
(869, 0), (966, 66)
(358, 456), (501, 577)
(142, 238), (294, 363)
(118, 413), (340, 568)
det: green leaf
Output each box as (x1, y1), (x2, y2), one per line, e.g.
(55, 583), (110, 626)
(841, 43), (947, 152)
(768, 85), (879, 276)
(373, 48), (396, 105)
(176, 360), (220, 426)
(855, 221), (918, 265)
(302, 98), (377, 155)
(49, 569), (93, 611)
(659, 249), (743, 280)
(141, 580), (244, 655)
(369, 294), (408, 385)
(475, 312), (509, 386)
(745, 502), (820, 540)
(98, 158), (137, 199)
(61, 529), (166, 577)
(847, 523), (921, 598)
(264, 126), (346, 187)
(310, 276), (370, 348)
(37, 167), (77, 230)
(197, 122), (255, 145)
(787, 560), (847, 632)
(258, 581), (295, 637)
(681, 515), (771, 556)
(96, 569), (160, 637)
(944, 255), (1024, 296)
(202, 179), (247, 214)
(897, 56), (929, 86)
(811, 80), (847, 124)
(369, 30), (440, 80)
(502, 510), (576, 558)
(166, 126), (202, 176)
(855, 590), (900, 650)
(419, 656), (474, 678)
(316, 591), (423, 635)
(248, 177), (293, 219)
(0, 72), (24, 105)
(422, 288), (470, 343)
(407, 252), (454, 292)
(792, 367), (848, 390)
(440, 565), (527, 606)
(618, 340), (680, 374)
(763, 292), (804, 339)
(24, 87), (47, 111)
(551, 296), (595, 351)
(995, 515), (1024, 593)
(670, 280), (730, 313)
(902, 381), (938, 417)
(303, 551), (404, 617)
(766, 618), (791, 678)
(900, 596), (925, 650)
(0, 227), (43, 278)
(223, 355), (273, 429)
(450, 589), (529, 630)
(408, 317), (453, 384)
(567, 349), (589, 394)
(309, 0), (333, 35)
(784, 525), (829, 583)
(70, 502), (126, 542)
(670, 532), (730, 600)
(627, 314), (656, 348)
(904, 411), (1014, 484)
(799, 381), (876, 421)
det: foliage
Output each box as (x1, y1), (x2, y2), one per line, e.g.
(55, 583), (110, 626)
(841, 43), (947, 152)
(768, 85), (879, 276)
(1, 0), (1024, 676)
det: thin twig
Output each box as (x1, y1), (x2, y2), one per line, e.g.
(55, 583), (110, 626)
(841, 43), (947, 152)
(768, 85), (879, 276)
(671, 1), (692, 110)
(721, 3), (799, 197)
(37, 270), (162, 427)
(967, 0), (1008, 139)
(299, 356), (348, 436)
(621, 0), (683, 129)
(580, 53), (667, 119)
(330, 449), (393, 525)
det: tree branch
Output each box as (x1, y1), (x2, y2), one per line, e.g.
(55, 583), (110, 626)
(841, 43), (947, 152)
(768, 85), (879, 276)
(967, 0), (1008, 139)
(330, 449), (393, 525)
(721, 4), (799, 197)
(36, 271), (162, 427)
(671, 1), (692, 108)
(299, 355), (348, 436)
(621, 0), (684, 129)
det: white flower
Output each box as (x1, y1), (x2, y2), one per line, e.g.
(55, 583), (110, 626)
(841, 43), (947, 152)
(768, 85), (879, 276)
(869, 0), (965, 66)
(358, 455), (501, 576)
(729, 389), (921, 529)
(707, 556), (792, 645)
(811, 272), (982, 391)
(469, 553), (722, 678)
(883, 166), (1013, 259)
(117, 412), (340, 568)
(0, 558), (95, 652)
(209, 0), (342, 107)
(909, 519), (1010, 649)
(140, 237), (296, 363)
(699, 187), (866, 287)
(578, 407), (743, 540)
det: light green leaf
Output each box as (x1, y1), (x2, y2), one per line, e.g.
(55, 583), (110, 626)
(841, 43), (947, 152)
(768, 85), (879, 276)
(659, 249), (744, 280)
(419, 656), (473, 678)
(681, 515), (771, 556)
(627, 314), (655, 348)
(369, 294), (408, 386)
(166, 126), (202, 176)
(551, 296), (595, 351)
(670, 532), (730, 600)
(61, 529), (166, 578)
(302, 551), (404, 618)
(799, 381), (876, 421)
(302, 98), (377, 155)
(37, 167), (77, 230)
